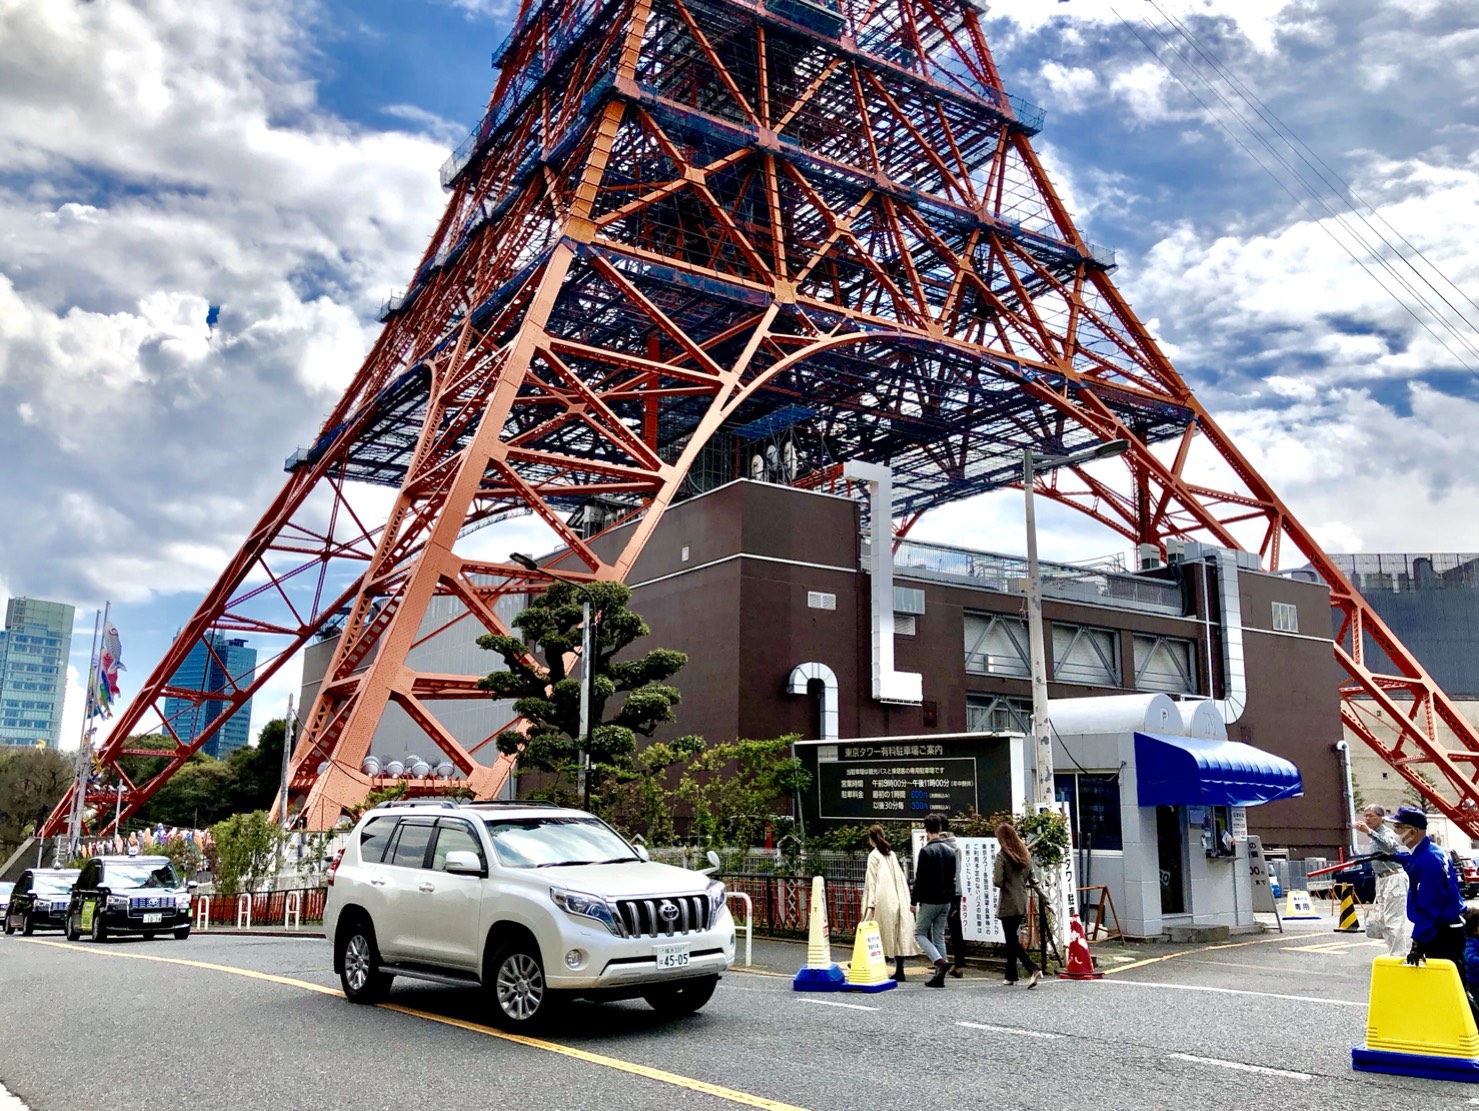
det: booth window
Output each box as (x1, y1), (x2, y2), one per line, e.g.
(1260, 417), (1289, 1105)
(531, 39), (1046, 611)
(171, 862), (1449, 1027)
(1054, 772), (1123, 851)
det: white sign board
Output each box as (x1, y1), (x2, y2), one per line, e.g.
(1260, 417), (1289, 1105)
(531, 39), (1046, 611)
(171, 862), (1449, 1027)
(912, 830), (1072, 946)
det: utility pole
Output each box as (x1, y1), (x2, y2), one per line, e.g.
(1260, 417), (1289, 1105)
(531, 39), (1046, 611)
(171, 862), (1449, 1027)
(279, 693), (296, 828)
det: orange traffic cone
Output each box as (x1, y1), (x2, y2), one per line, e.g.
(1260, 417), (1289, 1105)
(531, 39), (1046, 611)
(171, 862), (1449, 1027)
(1059, 914), (1103, 981)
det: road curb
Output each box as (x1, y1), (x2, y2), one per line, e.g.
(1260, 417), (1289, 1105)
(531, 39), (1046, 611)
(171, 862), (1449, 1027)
(199, 929), (327, 938)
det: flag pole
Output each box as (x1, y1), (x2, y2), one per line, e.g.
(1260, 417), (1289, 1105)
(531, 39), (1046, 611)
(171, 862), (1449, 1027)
(61, 607), (103, 865)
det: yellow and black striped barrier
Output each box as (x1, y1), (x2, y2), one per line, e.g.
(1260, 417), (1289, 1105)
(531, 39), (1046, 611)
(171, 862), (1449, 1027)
(1334, 883), (1362, 933)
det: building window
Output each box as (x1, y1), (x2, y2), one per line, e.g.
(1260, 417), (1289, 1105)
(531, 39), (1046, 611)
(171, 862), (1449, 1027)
(1272, 601), (1299, 632)
(1133, 635), (1197, 694)
(1051, 623), (1121, 686)
(893, 586), (925, 615)
(963, 612), (1030, 677)
(807, 591), (836, 611)
(1054, 772), (1123, 851)
(966, 695), (1030, 735)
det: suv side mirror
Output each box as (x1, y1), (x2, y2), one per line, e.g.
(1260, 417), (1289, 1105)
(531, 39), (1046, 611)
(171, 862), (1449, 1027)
(632, 844), (650, 862)
(443, 850), (486, 876)
(706, 850), (721, 871)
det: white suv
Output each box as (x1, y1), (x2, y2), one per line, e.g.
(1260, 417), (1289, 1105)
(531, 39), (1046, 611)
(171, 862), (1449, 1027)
(323, 800), (734, 1027)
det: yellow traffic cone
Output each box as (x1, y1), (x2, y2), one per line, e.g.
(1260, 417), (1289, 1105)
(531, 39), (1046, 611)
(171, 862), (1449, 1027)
(1352, 956), (1479, 1081)
(842, 920), (897, 993)
(792, 875), (845, 992)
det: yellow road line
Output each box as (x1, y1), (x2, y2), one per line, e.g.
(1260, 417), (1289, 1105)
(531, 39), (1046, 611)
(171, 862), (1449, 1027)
(1102, 932), (1303, 975)
(381, 1003), (806, 1110)
(21, 938), (343, 995)
(18, 939), (806, 1111)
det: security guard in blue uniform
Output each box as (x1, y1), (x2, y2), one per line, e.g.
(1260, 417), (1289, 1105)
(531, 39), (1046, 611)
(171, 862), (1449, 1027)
(1388, 804), (1467, 970)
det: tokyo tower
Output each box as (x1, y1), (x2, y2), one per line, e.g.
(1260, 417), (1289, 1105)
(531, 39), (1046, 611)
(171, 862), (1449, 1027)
(45, 0), (1479, 834)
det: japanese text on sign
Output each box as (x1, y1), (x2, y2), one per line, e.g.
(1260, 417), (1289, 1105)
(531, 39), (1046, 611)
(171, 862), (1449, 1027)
(818, 757), (978, 820)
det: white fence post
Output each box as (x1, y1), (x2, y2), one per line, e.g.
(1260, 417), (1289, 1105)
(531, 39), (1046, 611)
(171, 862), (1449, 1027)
(726, 891), (753, 968)
(194, 896), (211, 931)
(235, 893), (252, 930)
(284, 891), (301, 931)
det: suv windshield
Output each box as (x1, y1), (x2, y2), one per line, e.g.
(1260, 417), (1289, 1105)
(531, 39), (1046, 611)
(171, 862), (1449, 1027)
(483, 817), (639, 869)
(103, 863), (180, 890)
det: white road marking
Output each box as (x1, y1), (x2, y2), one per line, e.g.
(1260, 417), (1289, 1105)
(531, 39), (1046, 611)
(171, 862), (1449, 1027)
(1096, 978), (1363, 1007)
(956, 1021), (1064, 1039)
(1167, 1053), (1312, 1080)
(796, 998), (879, 1011)
(0, 1082), (32, 1111)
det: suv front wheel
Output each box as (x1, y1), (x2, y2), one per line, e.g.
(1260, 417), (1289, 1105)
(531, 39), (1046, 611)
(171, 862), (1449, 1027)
(643, 974), (719, 1017)
(339, 921), (392, 1004)
(487, 940), (555, 1029)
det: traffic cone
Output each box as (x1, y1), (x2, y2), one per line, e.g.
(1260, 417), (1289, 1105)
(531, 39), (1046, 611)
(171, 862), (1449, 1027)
(792, 876), (845, 992)
(1059, 914), (1103, 981)
(841, 919), (897, 993)
(1333, 884), (1361, 933)
(1352, 956), (1479, 1081)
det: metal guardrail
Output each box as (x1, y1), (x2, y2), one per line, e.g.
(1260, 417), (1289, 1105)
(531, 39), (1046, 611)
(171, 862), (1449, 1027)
(726, 892), (754, 967)
(893, 539), (1185, 615)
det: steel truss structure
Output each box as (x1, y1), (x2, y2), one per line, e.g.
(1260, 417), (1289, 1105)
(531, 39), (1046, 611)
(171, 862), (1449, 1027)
(44, 0), (1479, 835)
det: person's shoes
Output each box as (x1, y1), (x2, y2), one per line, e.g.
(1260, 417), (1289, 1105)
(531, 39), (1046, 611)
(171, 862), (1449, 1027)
(926, 961), (949, 988)
(1027, 970), (1042, 989)
(892, 957), (906, 982)
(949, 966), (965, 979)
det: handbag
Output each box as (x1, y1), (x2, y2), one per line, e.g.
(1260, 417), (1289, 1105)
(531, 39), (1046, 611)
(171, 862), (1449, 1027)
(1365, 915), (1386, 940)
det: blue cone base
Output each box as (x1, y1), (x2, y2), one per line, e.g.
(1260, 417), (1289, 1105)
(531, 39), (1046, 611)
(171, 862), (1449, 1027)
(841, 979), (897, 993)
(792, 965), (846, 992)
(1352, 1047), (1479, 1082)
(1283, 915), (1320, 921)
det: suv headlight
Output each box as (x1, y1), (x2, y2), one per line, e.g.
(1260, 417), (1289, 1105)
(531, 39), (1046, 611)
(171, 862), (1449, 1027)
(706, 880), (726, 926)
(106, 896), (129, 911)
(550, 887), (622, 936)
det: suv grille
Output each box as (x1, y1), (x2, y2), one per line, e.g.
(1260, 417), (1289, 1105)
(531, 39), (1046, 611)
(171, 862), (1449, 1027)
(616, 895), (709, 938)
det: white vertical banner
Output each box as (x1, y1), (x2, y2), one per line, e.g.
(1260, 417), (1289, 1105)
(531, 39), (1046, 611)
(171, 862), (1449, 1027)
(915, 829), (1070, 946)
(1055, 801), (1075, 948)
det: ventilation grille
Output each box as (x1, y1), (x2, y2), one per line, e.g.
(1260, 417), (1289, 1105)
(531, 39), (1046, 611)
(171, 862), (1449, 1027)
(807, 591), (837, 611)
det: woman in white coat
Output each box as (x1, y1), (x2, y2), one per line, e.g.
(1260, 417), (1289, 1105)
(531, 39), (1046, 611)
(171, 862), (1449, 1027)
(861, 823), (918, 980)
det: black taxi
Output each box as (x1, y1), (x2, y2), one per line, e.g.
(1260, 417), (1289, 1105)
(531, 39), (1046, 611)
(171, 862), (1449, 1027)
(66, 855), (194, 942)
(3, 868), (80, 936)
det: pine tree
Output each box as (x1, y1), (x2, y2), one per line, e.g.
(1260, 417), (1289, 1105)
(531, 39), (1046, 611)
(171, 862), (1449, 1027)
(479, 581), (701, 804)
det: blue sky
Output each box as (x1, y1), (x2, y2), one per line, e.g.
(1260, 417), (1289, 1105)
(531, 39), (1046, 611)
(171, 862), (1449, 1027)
(1, 0), (1476, 749)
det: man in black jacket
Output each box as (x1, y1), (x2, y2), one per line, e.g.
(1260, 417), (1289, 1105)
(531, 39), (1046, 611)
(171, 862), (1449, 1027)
(911, 813), (958, 988)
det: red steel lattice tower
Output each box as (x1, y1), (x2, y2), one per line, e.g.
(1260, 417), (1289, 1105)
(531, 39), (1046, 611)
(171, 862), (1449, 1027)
(45, 0), (1479, 834)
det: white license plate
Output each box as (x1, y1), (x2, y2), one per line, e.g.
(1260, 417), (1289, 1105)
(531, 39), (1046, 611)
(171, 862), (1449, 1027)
(142, 913), (162, 924)
(653, 943), (690, 970)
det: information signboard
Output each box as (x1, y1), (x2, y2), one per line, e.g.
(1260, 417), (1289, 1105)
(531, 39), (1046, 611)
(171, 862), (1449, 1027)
(817, 756), (978, 821)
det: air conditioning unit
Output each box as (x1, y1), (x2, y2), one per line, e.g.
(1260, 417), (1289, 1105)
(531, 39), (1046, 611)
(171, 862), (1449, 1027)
(1166, 539), (1186, 565)
(1138, 542), (1160, 571)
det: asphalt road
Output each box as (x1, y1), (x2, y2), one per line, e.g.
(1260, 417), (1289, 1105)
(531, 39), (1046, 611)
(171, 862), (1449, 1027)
(1, 920), (1475, 1110)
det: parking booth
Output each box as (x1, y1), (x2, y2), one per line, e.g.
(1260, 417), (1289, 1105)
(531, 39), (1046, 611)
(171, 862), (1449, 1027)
(1050, 694), (1304, 939)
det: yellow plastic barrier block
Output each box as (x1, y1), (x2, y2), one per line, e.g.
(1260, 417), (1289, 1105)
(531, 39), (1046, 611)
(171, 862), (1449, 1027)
(842, 920), (896, 993)
(1352, 956), (1479, 1082)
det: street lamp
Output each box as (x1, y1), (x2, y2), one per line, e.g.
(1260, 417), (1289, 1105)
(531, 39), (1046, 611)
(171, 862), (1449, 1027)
(510, 553), (597, 811)
(1021, 438), (1131, 813)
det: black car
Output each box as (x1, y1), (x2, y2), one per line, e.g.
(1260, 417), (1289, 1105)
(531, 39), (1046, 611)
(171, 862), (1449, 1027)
(65, 855), (194, 942)
(3, 869), (80, 936)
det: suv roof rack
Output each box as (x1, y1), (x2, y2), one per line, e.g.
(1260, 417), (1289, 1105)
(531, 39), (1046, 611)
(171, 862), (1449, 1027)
(462, 799), (563, 809)
(372, 798), (463, 810)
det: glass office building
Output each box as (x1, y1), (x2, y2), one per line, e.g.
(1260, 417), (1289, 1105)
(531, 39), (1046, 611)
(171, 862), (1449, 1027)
(0, 597), (76, 747)
(161, 634), (258, 758)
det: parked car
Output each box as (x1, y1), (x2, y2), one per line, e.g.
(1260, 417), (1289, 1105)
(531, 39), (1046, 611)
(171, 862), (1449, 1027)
(65, 855), (194, 942)
(1329, 859), (1376, 905)
(1450, 852), (1479, 899)
(324, 800), (734, 1029)
(3, 869), (79, 936)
